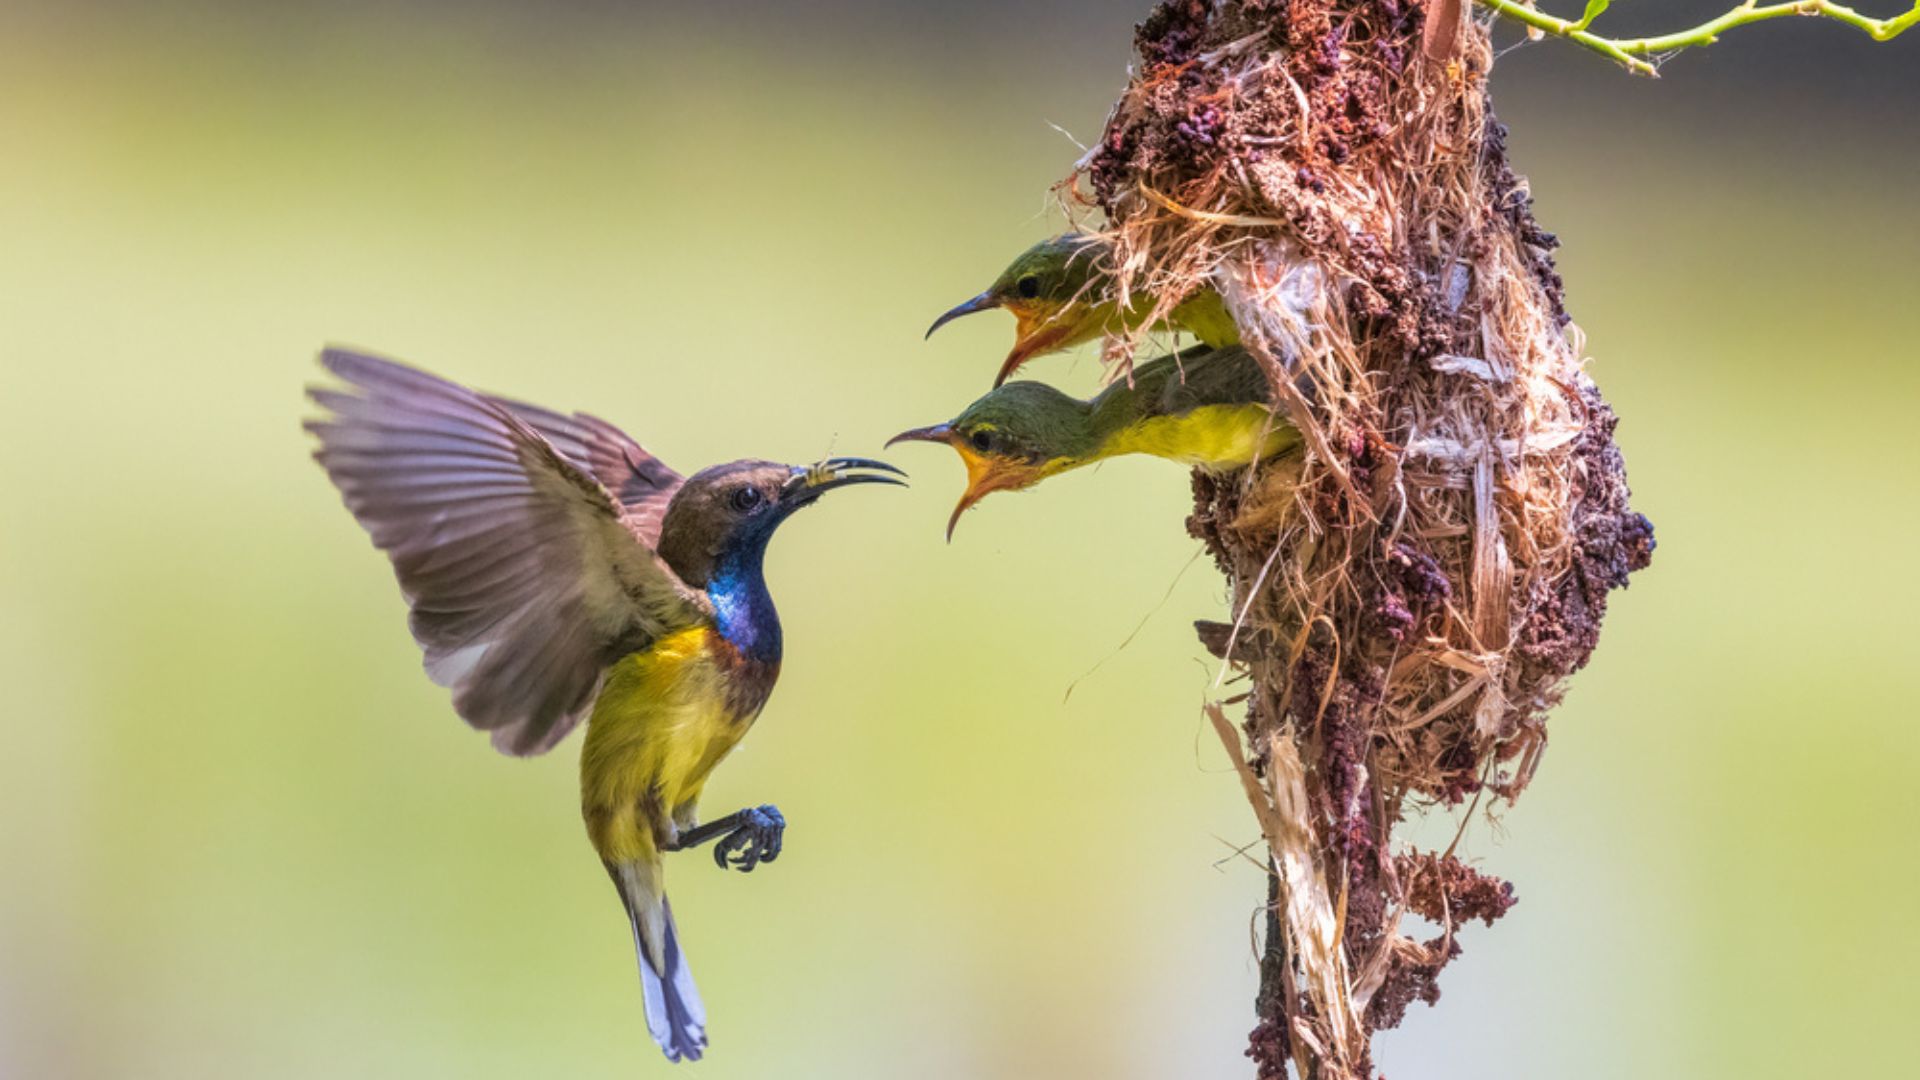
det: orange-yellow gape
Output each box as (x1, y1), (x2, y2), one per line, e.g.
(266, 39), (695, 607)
(926, 232), (1241, 387)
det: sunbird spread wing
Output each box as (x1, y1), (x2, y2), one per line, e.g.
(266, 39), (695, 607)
(307, 348), (706, 757)
(487, 395), (685, 548)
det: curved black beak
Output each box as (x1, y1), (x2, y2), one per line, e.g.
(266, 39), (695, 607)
(884, 423), (954, 449)
(924, 292), (998, 340)
(782, 457), (908, 504)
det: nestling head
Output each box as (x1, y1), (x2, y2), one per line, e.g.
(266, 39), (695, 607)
(656, 457), (905, 586)
(886, 382), (1096, 540)
(925, 233), (1121, 386)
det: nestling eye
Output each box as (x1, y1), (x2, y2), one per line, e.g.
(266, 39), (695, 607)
(730, 486), (764, 512)
(1014, 274), (1041, 300)
(969, 429), (995, 453)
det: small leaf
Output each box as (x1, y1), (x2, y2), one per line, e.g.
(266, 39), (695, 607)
(1575, 0), (1611, 29)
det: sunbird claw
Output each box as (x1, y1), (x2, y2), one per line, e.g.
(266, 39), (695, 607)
(713, 804), (785, 872)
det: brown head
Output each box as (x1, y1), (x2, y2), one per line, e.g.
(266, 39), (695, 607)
(655, 457), (905, 587)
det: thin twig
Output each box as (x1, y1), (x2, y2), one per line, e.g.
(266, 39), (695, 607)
(1476, 0), (1920, 77)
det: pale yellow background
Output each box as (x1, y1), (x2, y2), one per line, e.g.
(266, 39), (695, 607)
(2, 4), (1916, 1077)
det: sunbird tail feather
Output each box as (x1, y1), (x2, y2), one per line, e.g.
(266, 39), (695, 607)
(611, 861), (708, 1061)
(640, 900), (706, 1062)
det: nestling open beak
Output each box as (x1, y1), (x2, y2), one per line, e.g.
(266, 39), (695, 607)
(884, 424), (1040, 542)
(925, 291), (999, 340)
(782, 457), (908, 506)
(994, 311), (1076, 388)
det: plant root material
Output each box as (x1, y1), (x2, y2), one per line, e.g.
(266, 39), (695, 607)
(1067, 2), (1654, 1075)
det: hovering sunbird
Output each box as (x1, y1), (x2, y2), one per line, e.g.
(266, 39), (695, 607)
(306, 350), (904, 1062)
(926, 232), (1241, 387)
(889, 345), (1299, 538)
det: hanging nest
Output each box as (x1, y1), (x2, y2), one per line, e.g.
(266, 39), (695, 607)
(1056, 1), (1653, 1075)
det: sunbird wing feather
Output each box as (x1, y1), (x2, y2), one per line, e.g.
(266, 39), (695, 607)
(307, 348), (706, 757)
(486, 396), (685, 548)
(1151, 345), (1272, 411)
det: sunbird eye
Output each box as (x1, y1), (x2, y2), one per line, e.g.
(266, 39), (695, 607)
(730, 486), (764, 512)
(1015, 275), (1041, 300)
(969, 429), (994, 453)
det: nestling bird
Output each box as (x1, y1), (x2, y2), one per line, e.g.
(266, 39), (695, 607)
(926, 232), (1242, 387)
(306, 349), (904, 1062)
(889, 345), (1298, 538)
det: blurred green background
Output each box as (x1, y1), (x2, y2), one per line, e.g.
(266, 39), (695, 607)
(2, 2), (1916, 1077)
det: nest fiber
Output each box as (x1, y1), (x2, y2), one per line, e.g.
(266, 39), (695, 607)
(1061, 2), (1654, 1074)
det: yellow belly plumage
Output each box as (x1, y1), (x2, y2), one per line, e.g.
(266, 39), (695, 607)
(581, 626), (752, 865)
(1169, 289), (1242, 350)
(1101, 403), (1299, 470)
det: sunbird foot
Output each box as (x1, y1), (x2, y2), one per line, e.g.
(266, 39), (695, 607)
(672, 804), (785, 872)
(713, 805), (784, 872)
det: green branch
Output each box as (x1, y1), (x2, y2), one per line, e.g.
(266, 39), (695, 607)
(1475, 0), (1920, 76)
